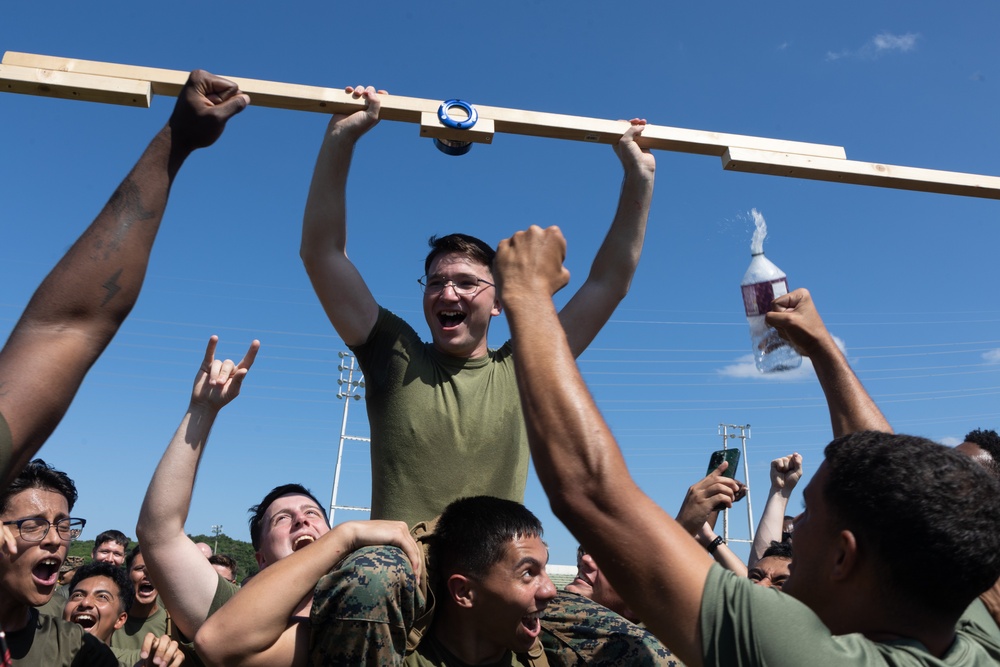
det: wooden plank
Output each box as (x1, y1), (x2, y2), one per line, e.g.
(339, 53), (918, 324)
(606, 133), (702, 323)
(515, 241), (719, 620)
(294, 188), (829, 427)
(1, 52), (847, 159)
(723, 147), (1000, 200)
(419, 112), (495, 144)
(0, 64), (150, 107)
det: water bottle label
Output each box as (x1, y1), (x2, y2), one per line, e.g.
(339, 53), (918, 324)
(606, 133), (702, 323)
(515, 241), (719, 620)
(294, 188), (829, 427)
(742, 278), (788, 317)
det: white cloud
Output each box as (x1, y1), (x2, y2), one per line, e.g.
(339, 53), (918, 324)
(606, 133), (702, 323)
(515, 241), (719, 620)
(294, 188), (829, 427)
(872, 32), (918, 53)
(939, 436), (963, 447)
(826, 32), (920, 61)
(717, 335), (847, 381)
(777, 42), (789, 51)
(983, 349), (1000, 364)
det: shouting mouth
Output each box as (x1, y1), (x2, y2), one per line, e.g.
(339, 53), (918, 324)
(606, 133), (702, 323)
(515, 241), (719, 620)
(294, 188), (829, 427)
(32, 557), (61, 587)
(71, 612), (98, 630)
(521, 612), (542, 639)
(437, 311), (466, 329)
(292, 535), (316, 552)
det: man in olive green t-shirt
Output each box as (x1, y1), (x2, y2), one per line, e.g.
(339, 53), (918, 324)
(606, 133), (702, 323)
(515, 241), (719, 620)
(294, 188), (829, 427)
(494, 226), (1000, 666)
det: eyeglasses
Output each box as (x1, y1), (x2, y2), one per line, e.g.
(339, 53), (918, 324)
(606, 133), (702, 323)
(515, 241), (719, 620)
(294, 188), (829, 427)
(417, 276), (495, 296)
(2, 517), (86, 542)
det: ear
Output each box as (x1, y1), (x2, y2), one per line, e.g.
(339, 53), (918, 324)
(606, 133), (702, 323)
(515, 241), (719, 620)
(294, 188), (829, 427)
(114, 611), (128, 631)
(830, 529), (858, 581)
(447, 574), (476, 609)
(492, 297), (502, 317)
(254, 551), (266, 569)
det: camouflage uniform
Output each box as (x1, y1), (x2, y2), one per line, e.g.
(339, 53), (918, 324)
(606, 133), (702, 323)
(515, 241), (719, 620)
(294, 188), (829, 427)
(310, 543), (681, 667)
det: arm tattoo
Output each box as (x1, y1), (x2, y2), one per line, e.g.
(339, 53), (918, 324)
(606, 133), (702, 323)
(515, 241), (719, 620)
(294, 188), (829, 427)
(101, 269), (123, 306)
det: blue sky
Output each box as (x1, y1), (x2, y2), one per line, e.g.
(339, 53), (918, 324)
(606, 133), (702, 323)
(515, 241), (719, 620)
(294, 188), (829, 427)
(2, 2), (998, 565)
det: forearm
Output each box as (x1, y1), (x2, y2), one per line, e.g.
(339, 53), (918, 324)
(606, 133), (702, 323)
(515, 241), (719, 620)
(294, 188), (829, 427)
(748, 486), (789, 567)
(811, 338), (891, 437)
(586, 169), (654, 299)
(137, 403), (216, 544)
(195, 525), (358, 665)
(301, 130), (354, 262)
(697, 525), (748, 577)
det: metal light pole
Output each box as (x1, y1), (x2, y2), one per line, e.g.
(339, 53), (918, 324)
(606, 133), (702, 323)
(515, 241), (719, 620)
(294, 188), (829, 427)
(329, 352), (371, 525)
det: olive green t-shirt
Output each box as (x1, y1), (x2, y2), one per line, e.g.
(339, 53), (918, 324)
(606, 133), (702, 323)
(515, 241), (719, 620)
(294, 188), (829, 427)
(352, 308), (527, 527)
(110, 604), (168, 651)
(6, 608), (118, 667)
(699, 564), (1000, 665)
(403, 635), (535, 667)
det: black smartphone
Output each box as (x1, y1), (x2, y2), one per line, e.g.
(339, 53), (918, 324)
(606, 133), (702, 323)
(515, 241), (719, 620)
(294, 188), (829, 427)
(707, 448), (741, 478)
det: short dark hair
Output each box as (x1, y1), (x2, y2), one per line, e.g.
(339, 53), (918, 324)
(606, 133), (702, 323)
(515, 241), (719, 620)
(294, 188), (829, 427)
(429, 496), (543, 587)
(209, 553), (238, 580)
(247, 484), (327, 550)
(424, 234), (496, 276)
(962, 428), (1000, 480)
(823, 431), (1000, 616)
(94, 530), (129, 552)
(0, 459), (78, 515)
(69, 561), (133, 614)
(125, 544), (142, 573)
(761, 540), (792, 561)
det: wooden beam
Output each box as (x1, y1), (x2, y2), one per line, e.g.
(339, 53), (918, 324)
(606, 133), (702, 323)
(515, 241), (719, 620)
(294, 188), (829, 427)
(1, 51), (846, 159)
(722, 147), (1000, 200)
(3, 52), (998, 199)
(0, 64), (150, 107)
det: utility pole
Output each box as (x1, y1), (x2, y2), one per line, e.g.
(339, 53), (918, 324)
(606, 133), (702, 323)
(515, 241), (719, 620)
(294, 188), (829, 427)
(717, 424), (755, 545)
(211, 524), (223, 553)
(329, 352), (372, 525)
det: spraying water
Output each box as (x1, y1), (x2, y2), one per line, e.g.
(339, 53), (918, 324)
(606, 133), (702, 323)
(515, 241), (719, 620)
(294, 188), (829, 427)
(740, 209), (802, 372)
(750, 208), (767, 255)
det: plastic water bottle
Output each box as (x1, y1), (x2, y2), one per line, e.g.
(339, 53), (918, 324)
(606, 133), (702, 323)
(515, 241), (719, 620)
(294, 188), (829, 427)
(741, 252), (802, 373)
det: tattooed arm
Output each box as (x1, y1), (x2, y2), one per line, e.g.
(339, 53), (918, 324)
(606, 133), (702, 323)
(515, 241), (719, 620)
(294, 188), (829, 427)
(0, 70), (248, 488)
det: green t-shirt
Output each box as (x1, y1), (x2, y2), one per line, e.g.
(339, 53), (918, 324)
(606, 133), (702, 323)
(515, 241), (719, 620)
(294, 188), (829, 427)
(403, 635), (535, 667)
(6, 608), (118, 667)
(110, 604), (168, 651)
(353, 307), (528, 527)
(699, 564), (1000, 666)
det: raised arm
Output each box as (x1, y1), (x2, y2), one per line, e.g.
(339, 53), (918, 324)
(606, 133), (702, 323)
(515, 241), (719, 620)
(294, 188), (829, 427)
(766, 288), (892, 437)
(300, 86), (384, 347)
(747, 453), (802, 568)
(0, 70), (248, 489)
(558, 119), (656, 357)
(194, 520), (420, 667)
(496, 225), (711, 667)
(136, 336), (259, 639)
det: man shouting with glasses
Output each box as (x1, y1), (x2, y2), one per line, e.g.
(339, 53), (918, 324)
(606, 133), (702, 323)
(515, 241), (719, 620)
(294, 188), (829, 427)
(301, 85), (656, 529)
(1, 461), (181, 666)
(298, 87), (672, 666)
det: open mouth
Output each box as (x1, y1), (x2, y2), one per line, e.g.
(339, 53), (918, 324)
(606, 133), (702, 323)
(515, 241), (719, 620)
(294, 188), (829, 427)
(138, 582), (156, 598)
(32, 558), (61, 586)
(520, 612), (542, 638)
(292, 535), (315, 552)
(71, 612), (97, 630)
(437, 311), (466, 329)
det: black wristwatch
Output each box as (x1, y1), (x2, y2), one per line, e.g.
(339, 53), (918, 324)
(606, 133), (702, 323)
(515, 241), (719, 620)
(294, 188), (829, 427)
(707, 535), (725, 554)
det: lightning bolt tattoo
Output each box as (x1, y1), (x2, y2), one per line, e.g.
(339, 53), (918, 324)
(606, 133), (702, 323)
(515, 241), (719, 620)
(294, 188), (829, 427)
(102, 269), (123, 306)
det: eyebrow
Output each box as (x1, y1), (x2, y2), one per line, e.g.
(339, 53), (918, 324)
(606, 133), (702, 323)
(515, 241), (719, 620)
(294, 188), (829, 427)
(514, 556), (545, 570)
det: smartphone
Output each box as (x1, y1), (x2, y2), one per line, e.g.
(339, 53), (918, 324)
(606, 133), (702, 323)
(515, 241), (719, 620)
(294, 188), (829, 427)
(707, 448), (741, 478)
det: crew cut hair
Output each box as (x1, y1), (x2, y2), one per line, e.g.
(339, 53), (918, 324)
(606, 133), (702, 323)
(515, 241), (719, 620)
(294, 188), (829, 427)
(0, 459), (78, 514)
(94, 529), (130, 550)
(424, 234), (496, 276)
(247, 484), (328, 550)
(429, 495), (543, 586)
(823, 431), (1000, 616)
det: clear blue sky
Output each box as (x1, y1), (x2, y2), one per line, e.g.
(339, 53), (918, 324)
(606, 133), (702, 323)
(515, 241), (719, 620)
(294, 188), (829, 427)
(2, 2), (998, 565)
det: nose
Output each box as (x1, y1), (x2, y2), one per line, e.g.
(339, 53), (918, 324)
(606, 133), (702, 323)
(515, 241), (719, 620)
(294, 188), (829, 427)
(40, 522), (64, 548)
(538, 572), (558, 603)
(438, 283), (461, 300)
(752, 576), (774, 589)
